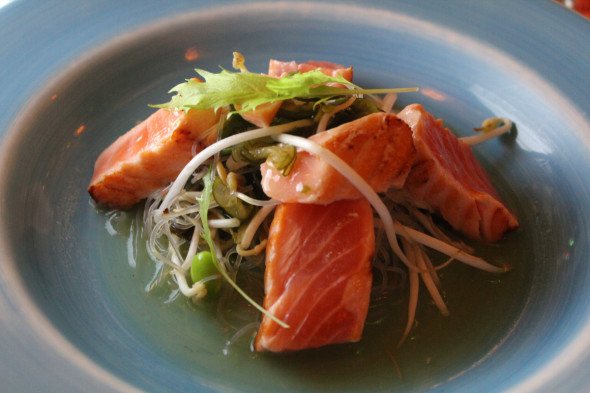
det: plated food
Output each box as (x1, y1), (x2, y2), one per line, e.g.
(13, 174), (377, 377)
(89, 53), (517, 353)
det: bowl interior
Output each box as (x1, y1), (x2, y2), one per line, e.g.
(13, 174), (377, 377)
(2, 3), (590, 392)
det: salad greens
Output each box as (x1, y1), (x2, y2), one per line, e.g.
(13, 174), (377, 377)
(152, 61), (417, 114)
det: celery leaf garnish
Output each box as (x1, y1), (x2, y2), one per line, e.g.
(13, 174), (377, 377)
(152, 68), (417, 113)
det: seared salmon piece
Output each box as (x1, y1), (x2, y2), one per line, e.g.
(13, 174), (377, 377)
(88, 108), (220, 209)
(268, 59), (353, 81)
(261, 112), (415, 204)
(255, 199), (374, 352)
(239, 60), (354, 128)
(397, 104), (518, 242)
(239, 102), (283, 128)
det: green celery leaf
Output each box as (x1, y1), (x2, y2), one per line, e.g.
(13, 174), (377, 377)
(152, 67), (417, 114)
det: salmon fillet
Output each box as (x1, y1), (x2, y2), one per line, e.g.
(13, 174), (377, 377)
(255, 199), (374, 352)
(88, 108), (220, 209)
(239, 102), (283, 128)
(267, 59), (353, 81)
(261, 112), (415, 204)
(239, 60), (354, 128)
(397, 104), (518, 242)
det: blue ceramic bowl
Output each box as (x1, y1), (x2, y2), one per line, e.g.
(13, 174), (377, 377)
(1, 1), (590, 392)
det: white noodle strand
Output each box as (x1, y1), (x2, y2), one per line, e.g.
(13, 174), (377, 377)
(460, 118), (513, 145)
(397, 238), (420, 348)
(316, 97), (356, 133)
(234, 192), (280, 207)
(158, 119), (313, 212)
(240, 205), (276, 250)
(394, 222), (507, 273)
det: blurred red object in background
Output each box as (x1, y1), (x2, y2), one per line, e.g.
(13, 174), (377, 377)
(568, 0), (590, 17)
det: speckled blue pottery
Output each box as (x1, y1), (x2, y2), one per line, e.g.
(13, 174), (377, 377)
(1, 1), (590, 392)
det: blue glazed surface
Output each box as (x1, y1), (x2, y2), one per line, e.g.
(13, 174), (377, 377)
(1, 1), (590, 392)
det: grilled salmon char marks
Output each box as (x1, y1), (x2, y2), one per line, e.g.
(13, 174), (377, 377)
(88, 108), (220, 209)
(254, 199), (374, 352)
(398, 104), (518, 242)
(261, 112), (415, 204)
